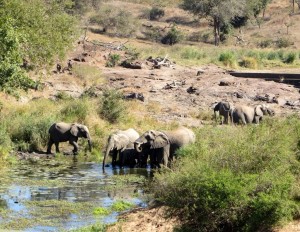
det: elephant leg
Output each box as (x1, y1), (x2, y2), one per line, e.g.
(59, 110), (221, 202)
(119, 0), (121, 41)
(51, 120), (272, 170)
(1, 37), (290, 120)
(69, 140), (79, 154)
(239, 114), (247, 125)
(55, 142), (60, 153)
(254, 116), (260, 124)
(112, 150), (118, 167)
(119, 151), (125, 168)
(149, 150), (156, 169)
(163, 144), (170, 167)
(47, 139), (54, 154)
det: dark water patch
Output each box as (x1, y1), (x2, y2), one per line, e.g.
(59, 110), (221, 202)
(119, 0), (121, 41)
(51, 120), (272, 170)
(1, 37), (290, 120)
(0, 159), (151, 231)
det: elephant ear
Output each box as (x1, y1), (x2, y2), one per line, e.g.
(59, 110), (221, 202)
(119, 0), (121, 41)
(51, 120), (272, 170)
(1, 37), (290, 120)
(70, 124), (79, 136)
(150, 131), (169, 149)
(115, 134), (130, 151)
(255, 105), (263, 117)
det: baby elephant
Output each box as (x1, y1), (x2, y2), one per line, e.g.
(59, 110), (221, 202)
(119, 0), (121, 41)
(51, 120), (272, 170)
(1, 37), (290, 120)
(47, 122), (92, 154)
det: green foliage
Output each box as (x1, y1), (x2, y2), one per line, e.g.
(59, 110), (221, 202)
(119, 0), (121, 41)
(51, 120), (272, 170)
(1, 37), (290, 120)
(284, 52), (297, 64)
(276, 37), (293, 48)
(153, 117), (300, 231)
(105, 54), (121, 67)
(98, 89), (126, 123)
(181, 0), (247, 45)
(55, 91), (74, 101)
(0, 17), (36, 94)
(161, 25), (184, 45)
(93, 207), (111, 216)
(180, 47), (206, 60)
(239, 56), (258, 69)
(149, 7), (165, 20)
(60, 99), (90, 123)
(219, 51), (237, 67)
(111, 200), (134, 212)
(90, 6), (139, 37)
(258, 39), (273, 48)
(9, 114), (54, 152)
(71, 224), (107, 232)
(0, 0), (78, 94)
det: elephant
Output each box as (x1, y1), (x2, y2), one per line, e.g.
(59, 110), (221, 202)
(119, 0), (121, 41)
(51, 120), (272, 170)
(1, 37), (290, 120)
(47, 122), (92, 154)
(102, 128), (140, 170)
(232, 104), (275, 125)
(134, 127), (195, 168)
(214, 101), (234, 124)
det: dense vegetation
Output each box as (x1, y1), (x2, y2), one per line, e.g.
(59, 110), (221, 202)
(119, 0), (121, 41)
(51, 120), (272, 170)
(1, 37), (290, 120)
(0, 0), (78, 94)
(153, 117), (300, 231)
(1, 0), (300, 231)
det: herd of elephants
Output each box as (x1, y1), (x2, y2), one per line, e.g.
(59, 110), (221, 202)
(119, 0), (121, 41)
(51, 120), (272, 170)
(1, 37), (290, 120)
(46, 101), (275, 170)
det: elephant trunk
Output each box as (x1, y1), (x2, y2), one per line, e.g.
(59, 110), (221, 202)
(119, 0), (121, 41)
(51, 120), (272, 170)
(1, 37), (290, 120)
(134, 142), (143, 153)
(87, 134), (92, 152)
(103, 143), (113, 170)
(88, 139), (92, 152)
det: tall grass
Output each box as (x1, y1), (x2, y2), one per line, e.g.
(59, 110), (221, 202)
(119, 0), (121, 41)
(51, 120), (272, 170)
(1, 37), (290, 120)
(132, 42), (300, 68)
(153, 117), (300, 231)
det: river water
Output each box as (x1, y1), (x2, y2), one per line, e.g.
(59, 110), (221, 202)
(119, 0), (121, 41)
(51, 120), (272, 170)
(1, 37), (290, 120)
(0, 158), (151, 231)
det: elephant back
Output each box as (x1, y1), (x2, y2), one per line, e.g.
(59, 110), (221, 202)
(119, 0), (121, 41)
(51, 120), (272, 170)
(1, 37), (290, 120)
(122, 128), (140, 143)
(164, 127), (195, 147)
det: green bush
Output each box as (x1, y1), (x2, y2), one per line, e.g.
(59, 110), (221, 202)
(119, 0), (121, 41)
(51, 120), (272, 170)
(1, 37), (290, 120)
(161, 25), (184, 45)
(284, 52), (297, 64)
(10, 115), (54, 152)
(105, 54), (121, 67)
(258, 39), (273, 48)
(239, 57), (258, 69)
(149, 7), (165, 20)
(219, 51), (237, 68)
(180, 47), (206, 60)
(276, 37), (293, 48)
(267, 51), (280, 60)
(153, 117), (300, 231)
(98, 89), (126, 123)
(60, 99), (90, 123)
(90, 6), (138, 37)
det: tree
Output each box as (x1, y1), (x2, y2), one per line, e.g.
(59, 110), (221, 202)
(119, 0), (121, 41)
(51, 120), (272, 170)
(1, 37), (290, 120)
(181, 0), (246, 46)
(0, 0), (78, 94)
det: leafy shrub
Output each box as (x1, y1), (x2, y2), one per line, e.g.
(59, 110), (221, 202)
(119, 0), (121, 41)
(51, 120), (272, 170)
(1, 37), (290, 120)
(143, 26), (162, 42)
(105, 54), (121, 67)
(90, 6), (139, 37)
(258, 39), (273, 48)
(239, 57), (258, 69)
(284, 52), (297, 64)
(219, 51), (237, 68)
(276, 37), (293, 48)
(55, 91), (73, 101)
(10, 115), (54, 152)
(98, 89), (126, 123)
(111, 200), (134, 211)
(267, 51), (280, 60)
(161, 25), (184, 45)
(93, 207), (110, 216)
(149, 7), (165, 20)
(153, 118), (300, 231)
(60, 99), (90, 123)
(180, 47), (206, 60)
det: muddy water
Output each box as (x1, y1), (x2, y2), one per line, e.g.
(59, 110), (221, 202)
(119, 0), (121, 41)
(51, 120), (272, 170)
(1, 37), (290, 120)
(0, 158), (152, 231)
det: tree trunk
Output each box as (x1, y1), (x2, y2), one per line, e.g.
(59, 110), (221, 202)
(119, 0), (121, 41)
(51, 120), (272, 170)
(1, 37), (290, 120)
(214, 17), (220, 46)
(293, 0), (295, 13)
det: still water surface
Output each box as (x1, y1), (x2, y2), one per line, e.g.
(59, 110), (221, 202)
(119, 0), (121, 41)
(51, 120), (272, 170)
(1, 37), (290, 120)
(0, 158), (151, 231)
